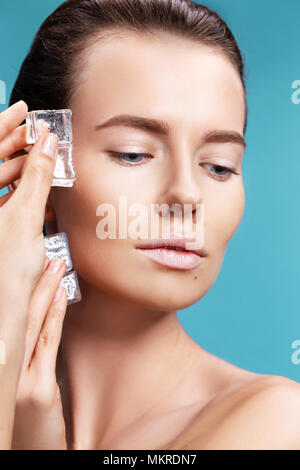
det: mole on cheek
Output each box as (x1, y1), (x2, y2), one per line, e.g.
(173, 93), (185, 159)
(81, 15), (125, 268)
(194, 275), (198, 280)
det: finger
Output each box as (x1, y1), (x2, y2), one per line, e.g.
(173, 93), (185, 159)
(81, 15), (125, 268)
(0, 124), (28, 161)
(23, 258), (66, 370)
(4, 149), (27, 161)
(42, 254), (50, 273)
(0, 101), (28, 141)
(0, 154), (27, 189)
(16, 254), (51, 379)
(32, 285), (67, 375)
(0, 190), (13, 208)
(8, 179), (20, 192)
(11, 133), (59, 236)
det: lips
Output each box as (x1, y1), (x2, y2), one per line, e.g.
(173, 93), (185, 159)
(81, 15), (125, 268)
(135, 235), (208, 258)
(135, 234), (208, 270)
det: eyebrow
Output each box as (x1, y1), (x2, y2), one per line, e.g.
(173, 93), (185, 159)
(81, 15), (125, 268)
(94, 114), (246, 148)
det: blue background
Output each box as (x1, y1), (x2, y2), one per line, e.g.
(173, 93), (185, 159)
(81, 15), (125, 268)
(1, 1), (300, 381)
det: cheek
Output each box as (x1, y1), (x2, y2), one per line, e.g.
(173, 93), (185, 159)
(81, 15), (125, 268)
(206, 180), (245, 251)
(75, 154), (157, 213)
(52, 166), (156, 294)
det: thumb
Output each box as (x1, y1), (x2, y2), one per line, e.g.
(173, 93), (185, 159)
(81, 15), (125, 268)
(13, 133), (59, 236)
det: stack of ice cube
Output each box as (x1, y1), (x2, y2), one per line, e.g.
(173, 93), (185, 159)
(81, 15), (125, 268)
(26, 109), (76, 187)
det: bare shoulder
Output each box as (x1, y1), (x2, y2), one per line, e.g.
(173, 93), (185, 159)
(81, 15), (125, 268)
(167, 345), (300, 449)
(176, 373), (300, 450)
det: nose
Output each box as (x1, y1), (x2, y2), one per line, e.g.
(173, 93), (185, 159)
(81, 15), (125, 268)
(156, 151), (203, 217)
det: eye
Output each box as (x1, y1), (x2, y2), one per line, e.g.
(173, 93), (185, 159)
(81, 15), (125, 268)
(107, 151), (153, 166)
(201, 163), (240, 181)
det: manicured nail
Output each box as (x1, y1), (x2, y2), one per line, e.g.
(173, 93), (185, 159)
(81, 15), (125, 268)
(42, 134), (58, 159)
(11, 100), (26, 109)
(47, 259), (62, 274)
(53, 286), (64, 302)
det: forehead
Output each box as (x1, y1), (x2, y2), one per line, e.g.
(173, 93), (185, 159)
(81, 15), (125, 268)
(71, 31), (246, 133)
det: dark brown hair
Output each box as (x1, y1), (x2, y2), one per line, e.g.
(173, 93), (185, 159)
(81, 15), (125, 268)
(9, 0), (247, 131)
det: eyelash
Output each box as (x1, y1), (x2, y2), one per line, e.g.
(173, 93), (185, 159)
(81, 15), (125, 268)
(106, 151), (240, 181)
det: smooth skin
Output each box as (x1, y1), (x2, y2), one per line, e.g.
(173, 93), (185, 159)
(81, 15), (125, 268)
(3, 31), (300, 450)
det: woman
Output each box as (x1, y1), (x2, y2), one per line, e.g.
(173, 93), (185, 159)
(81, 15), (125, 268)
(2, 0), (300, 450)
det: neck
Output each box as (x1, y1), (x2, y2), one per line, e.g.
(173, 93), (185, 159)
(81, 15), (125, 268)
(57, 273), (201, 449)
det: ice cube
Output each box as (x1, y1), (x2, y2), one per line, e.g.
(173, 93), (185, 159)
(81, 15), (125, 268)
(26, 109), (76, 187)
(44, 232), (73, 272)
(60, 270), (82, 305)
(44, 232), (82, 305)
(26, 109), (73, 143)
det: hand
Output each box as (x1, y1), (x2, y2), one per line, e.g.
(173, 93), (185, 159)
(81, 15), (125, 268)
(0, 100), (59, 302)
(12, 255), (68, 450)
(0, 100), (59, 448)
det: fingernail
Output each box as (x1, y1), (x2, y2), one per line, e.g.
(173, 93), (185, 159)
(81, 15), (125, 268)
(42, 134), (58, 159)
(53, 286), (64, 302)
(11, 100), (26, 109)
(47, 259), (62, 274)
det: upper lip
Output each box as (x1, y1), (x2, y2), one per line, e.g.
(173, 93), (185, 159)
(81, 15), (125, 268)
(135, 233), (209, 257)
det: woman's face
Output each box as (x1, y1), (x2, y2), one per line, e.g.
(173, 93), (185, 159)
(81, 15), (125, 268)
(48, 31), (246, 310)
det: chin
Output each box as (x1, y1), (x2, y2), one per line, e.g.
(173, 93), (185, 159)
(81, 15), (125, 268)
(137, 287), (208, 312)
